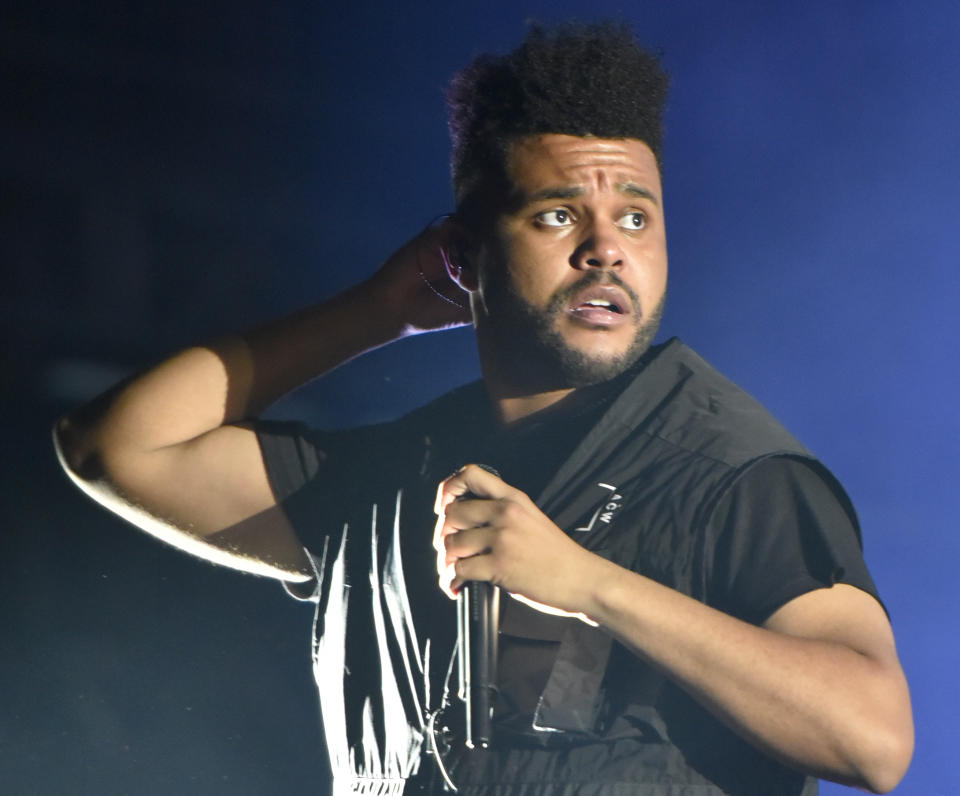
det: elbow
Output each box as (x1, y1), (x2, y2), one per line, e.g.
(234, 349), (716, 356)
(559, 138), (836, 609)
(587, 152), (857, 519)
(52, 412), (106, 483)
(53, 414), (84, 478)
(852, 717), (914, 794)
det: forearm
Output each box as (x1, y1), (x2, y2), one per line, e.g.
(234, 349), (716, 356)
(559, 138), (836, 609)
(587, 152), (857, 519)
(437, 466), (912, 791)
(57, 281), (402, 470)
(56, 223), (469, 576)
(578, 556), (912, 792)
(226, 279), (412, 419)
(51, 281), (411, 581)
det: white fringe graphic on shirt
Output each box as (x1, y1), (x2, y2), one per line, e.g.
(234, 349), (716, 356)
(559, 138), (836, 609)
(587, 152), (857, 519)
(312, 491), (427, 795)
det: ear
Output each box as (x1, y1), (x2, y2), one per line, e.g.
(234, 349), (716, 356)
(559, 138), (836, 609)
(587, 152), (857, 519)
(441, 219), (480, 292)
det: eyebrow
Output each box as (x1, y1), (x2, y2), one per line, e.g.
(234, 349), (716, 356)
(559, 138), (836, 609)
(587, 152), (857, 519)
(618, 183), (660, 205)
(525, 182), (659, 206)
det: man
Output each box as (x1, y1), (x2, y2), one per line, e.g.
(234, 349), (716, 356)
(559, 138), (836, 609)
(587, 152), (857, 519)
(54, 23), (912, 796)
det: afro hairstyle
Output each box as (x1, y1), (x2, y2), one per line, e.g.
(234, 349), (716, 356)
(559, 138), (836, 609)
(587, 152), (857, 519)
(447, 22), (669, 218)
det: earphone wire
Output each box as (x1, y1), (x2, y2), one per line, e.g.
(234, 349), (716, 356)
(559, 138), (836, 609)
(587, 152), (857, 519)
(416, 212), (467, 310)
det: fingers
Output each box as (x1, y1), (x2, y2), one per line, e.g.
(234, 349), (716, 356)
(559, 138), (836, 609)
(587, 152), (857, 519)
(367, 217), (473, 333)
(433, 463), (509, 515)
(413, 218), (462, 285)
(437, 527), (511, 597)
(449, 545), (495, 594)
(430, 466), (600, 621)
(434, 525), (487, 600)
(442, 522), (493, 563)
(432, 499), (498, 598)
(433, 464), (513, 599)
(440, 496), (499, 533)
(431, 464), (509, 563)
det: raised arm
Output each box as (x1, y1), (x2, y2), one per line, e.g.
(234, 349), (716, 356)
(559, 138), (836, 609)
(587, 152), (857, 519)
(55, 223), (470, 581)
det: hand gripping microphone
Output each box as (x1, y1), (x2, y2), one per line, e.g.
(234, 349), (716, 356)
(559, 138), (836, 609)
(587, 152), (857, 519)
(455, 465), (500, 749)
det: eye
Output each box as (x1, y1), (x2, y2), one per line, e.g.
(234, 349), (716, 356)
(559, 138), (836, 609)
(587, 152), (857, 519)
(617, 211), (647, 230)
(535, 208), (575, 228)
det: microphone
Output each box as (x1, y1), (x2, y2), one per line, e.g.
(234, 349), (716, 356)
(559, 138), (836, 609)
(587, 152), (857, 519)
(455, 465), (500, 749)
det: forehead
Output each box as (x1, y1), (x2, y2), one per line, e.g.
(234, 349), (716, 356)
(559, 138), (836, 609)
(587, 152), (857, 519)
(505, 134), (662, 198)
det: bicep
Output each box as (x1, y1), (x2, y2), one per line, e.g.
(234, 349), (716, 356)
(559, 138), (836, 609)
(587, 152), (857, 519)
(62, 421), (311, 579)
(763, 584), (898, 664)
(151, 422), (281, 534)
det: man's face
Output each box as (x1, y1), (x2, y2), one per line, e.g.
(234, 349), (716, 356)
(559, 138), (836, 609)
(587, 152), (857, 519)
(471, 133), (668, 389)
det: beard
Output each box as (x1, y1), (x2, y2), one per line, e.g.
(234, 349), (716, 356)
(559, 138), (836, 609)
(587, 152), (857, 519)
(482, 269), (665, 390)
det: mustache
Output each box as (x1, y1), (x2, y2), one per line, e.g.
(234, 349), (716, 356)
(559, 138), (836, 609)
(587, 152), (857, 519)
(547, 270), (643, 316)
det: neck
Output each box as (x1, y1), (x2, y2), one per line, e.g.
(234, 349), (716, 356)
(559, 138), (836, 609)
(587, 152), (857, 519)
(477, 337), (576, 424)
(492, 386), (577, 425)
(481, 353), (626, 426)
(480, 344), (643, 426)
(476, 326), (648, 424)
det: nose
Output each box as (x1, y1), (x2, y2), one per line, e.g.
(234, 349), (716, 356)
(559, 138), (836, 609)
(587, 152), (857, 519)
(571, 218), (625, 270)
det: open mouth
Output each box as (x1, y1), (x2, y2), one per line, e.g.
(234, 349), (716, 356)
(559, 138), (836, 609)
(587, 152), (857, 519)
(578, 297), (624, 314)
(566, 284), (633, 326)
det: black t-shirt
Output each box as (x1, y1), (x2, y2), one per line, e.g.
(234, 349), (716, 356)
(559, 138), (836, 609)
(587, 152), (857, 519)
(259, 383), (879, 734)
(255, 340), (884, 795)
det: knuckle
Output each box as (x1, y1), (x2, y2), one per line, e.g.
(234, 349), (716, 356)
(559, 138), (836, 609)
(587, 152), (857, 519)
(501, 500), (524, 522)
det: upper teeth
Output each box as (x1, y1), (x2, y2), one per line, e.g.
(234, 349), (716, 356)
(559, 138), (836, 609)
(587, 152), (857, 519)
(584, 299), (614, 308)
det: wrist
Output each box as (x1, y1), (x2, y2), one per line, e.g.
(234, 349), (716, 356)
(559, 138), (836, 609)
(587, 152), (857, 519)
(577, 554), (646, 631)
(336, 278), (410, 347)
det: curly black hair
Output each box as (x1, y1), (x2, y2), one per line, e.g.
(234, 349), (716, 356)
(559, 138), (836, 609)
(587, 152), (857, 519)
(447, 22), (669, 218)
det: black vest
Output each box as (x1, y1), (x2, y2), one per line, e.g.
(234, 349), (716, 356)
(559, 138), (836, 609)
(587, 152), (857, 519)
(284, 338), (848, 795)
(445, 339), (845, 795)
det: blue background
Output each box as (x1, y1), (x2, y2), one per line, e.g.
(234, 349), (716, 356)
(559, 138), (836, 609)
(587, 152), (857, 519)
(2, 1), (957, 793)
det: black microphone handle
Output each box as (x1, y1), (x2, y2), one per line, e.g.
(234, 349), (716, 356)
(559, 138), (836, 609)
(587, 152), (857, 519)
(454, 464), (501, 749)
(458, 580), (499, 749)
